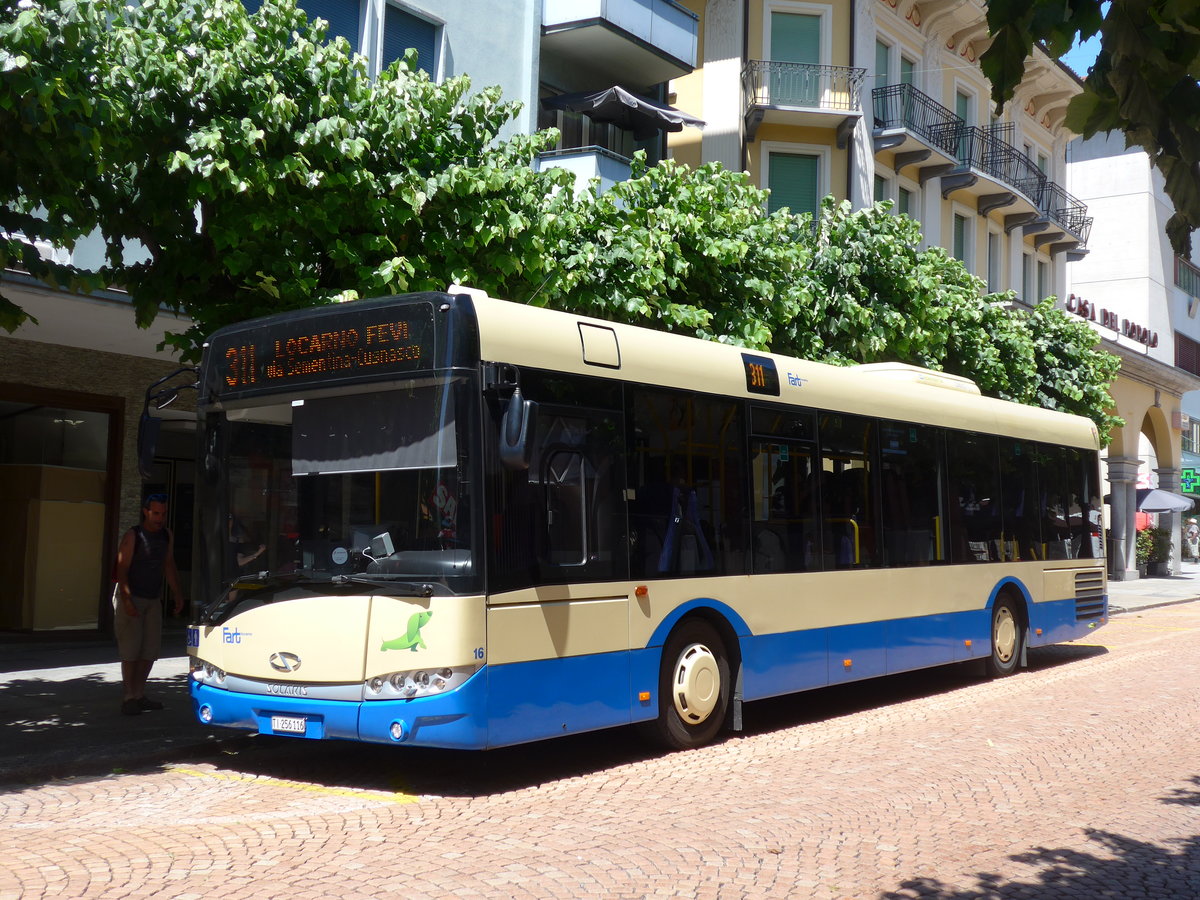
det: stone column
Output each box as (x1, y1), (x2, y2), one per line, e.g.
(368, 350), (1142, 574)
(1105, 456), (1141, 580)
(1155, 466), (1182, 574)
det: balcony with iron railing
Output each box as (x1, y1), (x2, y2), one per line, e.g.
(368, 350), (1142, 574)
(742, 60), (867, 144)
(955, 125), (1048, 209)
(1041, 182), (1093, 245)
(870, 83), (963, 163)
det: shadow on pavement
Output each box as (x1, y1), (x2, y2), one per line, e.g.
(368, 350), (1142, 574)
(182, 646), (1110, 800)
(880, 827), (1200, 899)
(0, 667), (240, 793)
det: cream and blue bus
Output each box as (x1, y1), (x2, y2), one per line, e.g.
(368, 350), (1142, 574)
(186, 287), (1107, 750)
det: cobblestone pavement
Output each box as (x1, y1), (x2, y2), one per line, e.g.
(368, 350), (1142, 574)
(2, 604), (1198, 900)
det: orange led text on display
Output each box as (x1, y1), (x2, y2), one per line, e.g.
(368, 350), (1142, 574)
(222, 318), (423, 388)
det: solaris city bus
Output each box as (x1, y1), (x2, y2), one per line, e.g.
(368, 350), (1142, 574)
(182, 286), (1107, 750)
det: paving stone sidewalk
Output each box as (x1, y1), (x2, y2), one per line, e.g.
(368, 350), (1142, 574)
(2, 569), (1197, 786)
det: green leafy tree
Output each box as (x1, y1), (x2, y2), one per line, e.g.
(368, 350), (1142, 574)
(0, 0), (575, 351)
(537, 155), (814, 350)
(780, 200), (1121, 444)
(981, 0), (1200, 254)
(1, 0), (1121, 440)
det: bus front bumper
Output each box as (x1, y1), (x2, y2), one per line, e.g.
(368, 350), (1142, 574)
(190, 670), (488, 750)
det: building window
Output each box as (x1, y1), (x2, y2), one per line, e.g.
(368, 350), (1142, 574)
(1037, 153), (1049, 175)
(1177, 332), (1200, 377)
(898, 186), (912, 217)
(875, 39), (891, 90)
(955, 90), (973, 126)
(986, 231), (1002, 293)
(766, 149), (821, 220)
(302, 0), (363, 48)
(1022, 253), (1033, 303)
(952, 213), (970, 264)
(1178, 255), (1200, 298)
(381, 4), (438, 75)
(874, 174), (888, 204)
(1037, 258), (1049, 299)
(900, 56), (915, 86)
(1183, 419), (1200, 455)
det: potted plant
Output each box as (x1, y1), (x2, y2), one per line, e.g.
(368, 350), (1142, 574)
(1146, 525), (1173, 577)
(1135, 528), (1153, 577)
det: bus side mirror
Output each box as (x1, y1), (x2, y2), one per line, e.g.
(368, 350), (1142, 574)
(500, 388), (537, 471)
(137, 412), (161, 481)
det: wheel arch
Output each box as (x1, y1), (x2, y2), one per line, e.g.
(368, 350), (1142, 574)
(988, 577), (1031, 630)
(646, 598), (747, 731)
(988, 577), (1031, 670)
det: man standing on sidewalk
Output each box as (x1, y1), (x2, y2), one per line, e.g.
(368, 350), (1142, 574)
(113, 492), (184, 716)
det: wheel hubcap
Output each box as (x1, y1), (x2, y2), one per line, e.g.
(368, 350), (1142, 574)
(994, 607), (1017, 664)
(672, 642), (720, 724)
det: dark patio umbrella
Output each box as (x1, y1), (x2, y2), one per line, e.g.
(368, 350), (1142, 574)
(541, 86), (705, 141)
(1135, 488), (1195, 513)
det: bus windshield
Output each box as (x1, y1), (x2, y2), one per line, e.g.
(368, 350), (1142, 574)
(208, 376), (477, 597)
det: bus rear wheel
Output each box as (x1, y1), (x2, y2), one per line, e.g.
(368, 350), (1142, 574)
(986, 598), (1023, 677)
(646, 619), (730, 750)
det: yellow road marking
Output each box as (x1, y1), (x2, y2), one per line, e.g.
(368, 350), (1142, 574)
(171, 766), (419, 804)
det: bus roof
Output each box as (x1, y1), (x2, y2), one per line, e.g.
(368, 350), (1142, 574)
(465, 289), (1100, 451)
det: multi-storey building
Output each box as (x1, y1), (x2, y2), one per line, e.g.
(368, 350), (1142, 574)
(1066, 133), (1200, 579)
(668, 0), (1091, 305)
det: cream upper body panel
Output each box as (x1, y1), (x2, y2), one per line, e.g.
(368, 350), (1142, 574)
(468, 294), (1099, 451)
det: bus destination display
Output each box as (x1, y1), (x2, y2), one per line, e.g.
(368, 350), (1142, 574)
(216, 302), (435, 394)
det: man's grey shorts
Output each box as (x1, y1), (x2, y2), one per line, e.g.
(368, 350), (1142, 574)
(114, 593), (163, 662)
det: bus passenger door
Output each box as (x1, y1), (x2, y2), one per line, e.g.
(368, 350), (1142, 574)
(536, 408), (627, 582)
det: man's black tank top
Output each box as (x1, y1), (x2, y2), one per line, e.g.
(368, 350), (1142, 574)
(127, 525), (170, 599)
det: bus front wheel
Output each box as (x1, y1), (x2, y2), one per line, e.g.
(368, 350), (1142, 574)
(986, 598), (1023, 677)
(646, 619), (730, 750)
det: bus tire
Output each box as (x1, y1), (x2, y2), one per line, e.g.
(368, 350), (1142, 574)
(645, 618), (730, 750)
(986, 598), (1023, 678)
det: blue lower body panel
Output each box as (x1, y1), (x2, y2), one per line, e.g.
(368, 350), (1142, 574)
(1027, 595), (1106, 646)
(485, 650), (634, 748)
(190, 588), (1106, 750)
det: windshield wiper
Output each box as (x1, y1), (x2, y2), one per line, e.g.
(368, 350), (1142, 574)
(338, 574), (435, 597)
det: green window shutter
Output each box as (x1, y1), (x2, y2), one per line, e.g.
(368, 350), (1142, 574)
(768, 152), (819, 220)
(771, 13), (820, 63)
(875, 40), (890, 89)
(955, 91), (971, 123)
(900, 57), (915, 86)
(953, 214), (967, 261)
(874, 175), (886, 203)
(898, 187), (912, 216)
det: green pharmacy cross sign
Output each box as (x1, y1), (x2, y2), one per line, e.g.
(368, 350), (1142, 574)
(1181, 467), (1200, 494)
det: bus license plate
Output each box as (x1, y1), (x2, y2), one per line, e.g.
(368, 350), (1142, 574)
(270, 715), (306, 734)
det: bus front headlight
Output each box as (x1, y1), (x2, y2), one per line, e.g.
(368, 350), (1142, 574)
(363, 663), (477, 700)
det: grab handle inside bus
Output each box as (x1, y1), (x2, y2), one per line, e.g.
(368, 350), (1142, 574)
(500, 386), (538, 471)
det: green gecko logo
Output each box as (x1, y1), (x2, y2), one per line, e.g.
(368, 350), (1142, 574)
(380, 610), (432, 652)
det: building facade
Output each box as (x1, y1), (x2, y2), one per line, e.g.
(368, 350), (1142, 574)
(1065, 132), (1200, 579)
(668, 0), (1091, 305)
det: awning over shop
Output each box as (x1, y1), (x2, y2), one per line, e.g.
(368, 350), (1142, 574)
(541, 86), (705, 140)
(1135, 488), (1195, 513)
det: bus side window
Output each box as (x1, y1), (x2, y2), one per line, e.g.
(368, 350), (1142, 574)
(629, 388), (747, 579)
